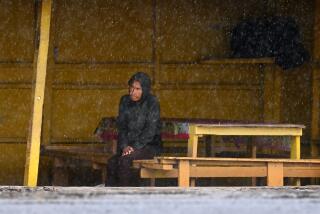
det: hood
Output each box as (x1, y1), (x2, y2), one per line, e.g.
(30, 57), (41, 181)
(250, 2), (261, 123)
(128, 72), (151, 102)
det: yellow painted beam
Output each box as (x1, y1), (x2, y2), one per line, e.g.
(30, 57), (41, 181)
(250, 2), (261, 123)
(24, 0), (52, 187)
(195, 126), (303, 136)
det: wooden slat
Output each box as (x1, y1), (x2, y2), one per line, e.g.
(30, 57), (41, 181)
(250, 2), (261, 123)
(140, 168), (178, 178)
(156, 157), (320, 164)
(284, 167), (320, 177)
(200, 58), (274, 64)
(194, 126), (303, 136)
(24, 0), (52, 187)
(190, 166), (267, 177)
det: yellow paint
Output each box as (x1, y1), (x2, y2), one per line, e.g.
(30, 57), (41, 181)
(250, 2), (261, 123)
(24, 0), (52, 187)
(290, 136), (301, 160)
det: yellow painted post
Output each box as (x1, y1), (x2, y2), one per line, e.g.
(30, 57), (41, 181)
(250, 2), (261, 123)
(188, 125), (198, 157)
(290, 136), (301, 186)
(290, 136), (301, 160)
(24, 0), (52, 187)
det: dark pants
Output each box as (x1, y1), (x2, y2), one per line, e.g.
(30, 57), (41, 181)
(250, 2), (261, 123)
(106, 146), (157, 186)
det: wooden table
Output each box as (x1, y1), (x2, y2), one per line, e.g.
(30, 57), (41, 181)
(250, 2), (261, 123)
(187, 123), (305, 186)
(188, 123), (304, 159)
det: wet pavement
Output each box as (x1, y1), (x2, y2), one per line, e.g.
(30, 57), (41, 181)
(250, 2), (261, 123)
(0, 186), (320, 214)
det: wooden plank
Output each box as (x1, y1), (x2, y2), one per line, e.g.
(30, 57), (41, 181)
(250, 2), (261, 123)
(194, 126), (303, 136)
(200, 58), (274, 64)
(157, 157), (320, 164)
(284, 167), (320, 177)
(24, 0), (52, 187)
(178, 160), (190, 187)
(140, 163), (173, 170)
(140, 168), (178, 178)
(267, 162), (284, 186)
(190, 166), (267, 178)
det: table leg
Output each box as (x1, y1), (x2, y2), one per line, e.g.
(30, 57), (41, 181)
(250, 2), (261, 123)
(52, 157), (69, 186)
(290, 136), (301, 186)
(188, 125), (198, 158)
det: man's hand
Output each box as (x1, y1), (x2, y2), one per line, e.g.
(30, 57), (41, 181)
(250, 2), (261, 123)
(122, 146), (134, 156)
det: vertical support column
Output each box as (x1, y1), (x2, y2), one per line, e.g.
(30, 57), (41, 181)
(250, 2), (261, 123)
(188, 125), (198, 157)
(267, 162), (284, 187)
(178, 160), (190, 187)
(24, 0), (52, 187)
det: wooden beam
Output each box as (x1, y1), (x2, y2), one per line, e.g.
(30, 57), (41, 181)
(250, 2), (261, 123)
(24, 0), (52, 187)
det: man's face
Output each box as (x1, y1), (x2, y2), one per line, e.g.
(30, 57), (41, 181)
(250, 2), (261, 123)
(129, 80), (143, 102)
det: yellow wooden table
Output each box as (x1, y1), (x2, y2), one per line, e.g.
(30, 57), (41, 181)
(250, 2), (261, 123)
(187, 123), (305, 186)
(187, 123), (304, 159)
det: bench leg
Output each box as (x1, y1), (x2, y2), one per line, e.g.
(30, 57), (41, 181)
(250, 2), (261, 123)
(178, 160), (190, 187)
(52, 158), (69, 186)
(267, 162), (284, 186)
(150, 178), (155, 187)
(247, 138), (257, 186)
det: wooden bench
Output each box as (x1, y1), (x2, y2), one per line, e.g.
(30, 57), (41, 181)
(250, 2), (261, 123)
(133, 157), (320, 187)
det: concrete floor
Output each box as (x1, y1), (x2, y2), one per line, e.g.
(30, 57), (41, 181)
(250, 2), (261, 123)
(1, 186), (320, 214)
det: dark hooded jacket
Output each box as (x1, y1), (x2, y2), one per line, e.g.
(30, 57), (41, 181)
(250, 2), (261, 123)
(116, 72), (162, 154)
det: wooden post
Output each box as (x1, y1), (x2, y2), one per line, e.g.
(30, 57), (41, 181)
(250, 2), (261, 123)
(178, 160), (190, 187)
(290, 136), (301, 186)
(188, 125), (198, 157)
(267, 162), (284, 186)
(247, 138), (257, 186)
(290, 136), (301, 160)
(24, 0), (52, 187)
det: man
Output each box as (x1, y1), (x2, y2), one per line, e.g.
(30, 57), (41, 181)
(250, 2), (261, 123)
(106, 72), (162, 186)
